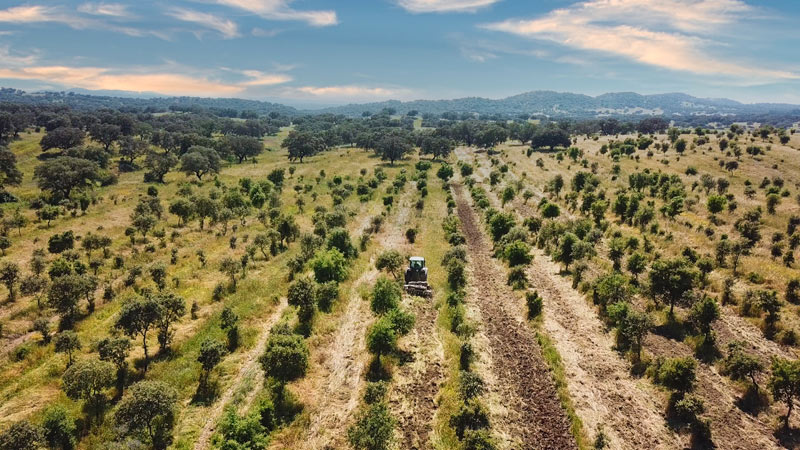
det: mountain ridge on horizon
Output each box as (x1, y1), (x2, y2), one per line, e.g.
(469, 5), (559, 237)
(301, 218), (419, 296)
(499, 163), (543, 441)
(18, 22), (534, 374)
(1, 87), (799, 122)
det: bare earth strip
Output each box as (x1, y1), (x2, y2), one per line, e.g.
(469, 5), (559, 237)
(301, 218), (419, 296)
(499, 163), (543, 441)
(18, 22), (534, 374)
(647, 334), (782, 450)
(389, 293), (446, 449)
(452, 182), (576, 450)
(468, 146), (791, 449)
(463, 147), (682, 448)
(526, 250), (684, 449)
(385, 187), (446, 448)
(194, 297), (288, 450)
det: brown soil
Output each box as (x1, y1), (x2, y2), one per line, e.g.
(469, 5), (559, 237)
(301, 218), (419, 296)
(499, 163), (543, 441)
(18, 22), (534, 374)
(388, 187), (447, 448)
(281, 189), (418, 449)
(452, 182), (577, 449)
(468, 146), (794, 449)
(389, 294), (445, 449)
(526, 249), (685, 449)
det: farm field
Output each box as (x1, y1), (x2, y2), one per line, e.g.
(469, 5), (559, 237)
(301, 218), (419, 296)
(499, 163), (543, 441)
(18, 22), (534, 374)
(2, 0), (800, 448)
(0, 105), (799, 450)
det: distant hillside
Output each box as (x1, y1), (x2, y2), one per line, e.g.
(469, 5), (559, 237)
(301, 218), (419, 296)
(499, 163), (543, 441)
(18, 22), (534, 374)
(314, 91), (800, 119)
(0, 87), (299, 116)
(1, 87), (798, 125)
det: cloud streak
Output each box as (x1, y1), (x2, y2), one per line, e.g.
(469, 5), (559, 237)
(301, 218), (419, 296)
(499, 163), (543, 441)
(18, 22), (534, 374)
(272, 84), (415, 102)
(0, 63), (292, 97)
(213, 0), (337, 27)
(77, 3), (131, 18)
(483, 0), (797, 81)
(0, 4), (166, 38)
(397, 0), (501, 13)
(168, 7), (240, 39)
(0, 5), (88, 28)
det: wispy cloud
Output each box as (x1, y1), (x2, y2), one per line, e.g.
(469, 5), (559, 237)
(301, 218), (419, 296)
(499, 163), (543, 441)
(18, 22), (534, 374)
(0, 59), (293, 96)
(0, 5), (88, 28)
(213, 0), (337, 27)
(77, 3), (131, 18)
(251, 27), (281, 38)
(0, 4), (165, 38)
(275, 84), (414, 102)
(237, 70), (292, 86)
(483, 0), (797, 81)
(167, 7), (239, 39)
(397, 0), (501, 13)
(0, 44), (38, 65)
(449, 33), (548, 63)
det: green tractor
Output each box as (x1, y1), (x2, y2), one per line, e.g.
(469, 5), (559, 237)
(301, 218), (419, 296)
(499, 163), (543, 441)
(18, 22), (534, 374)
(404, 256), (433, 298)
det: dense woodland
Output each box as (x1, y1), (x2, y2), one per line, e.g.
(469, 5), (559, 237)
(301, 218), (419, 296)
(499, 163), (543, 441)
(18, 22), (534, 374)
(0, 96), (799, 449)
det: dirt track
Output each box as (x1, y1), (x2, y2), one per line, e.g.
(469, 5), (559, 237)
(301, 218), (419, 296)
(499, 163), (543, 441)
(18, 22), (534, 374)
(452, 182), (577, 449)
(388, 193), (446, 449)
(389, 293), (445, 448)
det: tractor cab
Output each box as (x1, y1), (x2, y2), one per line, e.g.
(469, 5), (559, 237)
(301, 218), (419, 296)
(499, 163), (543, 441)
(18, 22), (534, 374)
(409, 257), (425, 271)
(404, 256), (432, 297)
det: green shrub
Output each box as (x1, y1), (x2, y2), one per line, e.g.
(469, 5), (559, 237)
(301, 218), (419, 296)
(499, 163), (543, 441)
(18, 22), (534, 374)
(526, 291), (543, 318)
(447, 261), (467, 290)
(507, 267), (527, 289)
(504, 240), (532, 267)
(371, 277), (401, 315)
(347, 402), (395, 450)
(311, 248), (348, 283)
(315, 281), (339, 312)
(449, 400), (490, 439)
(653, 357), (696, 393)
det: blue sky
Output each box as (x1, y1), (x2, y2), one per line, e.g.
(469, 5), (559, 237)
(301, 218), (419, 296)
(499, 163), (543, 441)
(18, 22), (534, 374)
(0, 0), (798, 106)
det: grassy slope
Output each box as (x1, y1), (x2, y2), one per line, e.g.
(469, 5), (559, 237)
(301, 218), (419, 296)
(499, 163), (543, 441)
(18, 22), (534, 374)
(0, 131), (405, 449)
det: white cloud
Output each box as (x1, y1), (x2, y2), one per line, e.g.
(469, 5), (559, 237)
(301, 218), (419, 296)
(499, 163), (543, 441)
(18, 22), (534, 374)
(213, 0), (337, 26)
(0, 4), (166, 38)
(238, 70), (292, 86)
(483, 0), (798, 81)
(0, 62), (293, 97)
(251, 27), (281, 37)
(168, 7), (239, 39)
(397, 0), (501, 13)
(0, 45), (37, 65)
(0, 5), (89, 28)
(279, 84), (413, 102)
(0, 66), (241, 96)
(77, 3), (131, 18)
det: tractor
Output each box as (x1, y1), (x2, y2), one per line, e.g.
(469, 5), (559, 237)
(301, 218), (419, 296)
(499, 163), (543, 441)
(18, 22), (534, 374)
(404, 256), (433, 298)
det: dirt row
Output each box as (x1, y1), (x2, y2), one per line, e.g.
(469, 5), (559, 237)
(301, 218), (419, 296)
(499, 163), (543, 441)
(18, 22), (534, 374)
(387, 192), (446, 449)
(271, 186), (448, 449)
(452, 181), (577, 449)
(389, 294), (445, 449)
(525, 249), (686, 449)
(469, 148), (791, 448)
(463, 149), (684, 448)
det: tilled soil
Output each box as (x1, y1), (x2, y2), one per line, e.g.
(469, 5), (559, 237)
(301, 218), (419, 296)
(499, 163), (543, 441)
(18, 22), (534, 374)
(452, 182), (577, 450)
(388, 191), (446, 449)
(389, 294), (445, 449)
(526, 250), (685, 450)
(284, 191), (417, 449)
(468, 146), (795, 448)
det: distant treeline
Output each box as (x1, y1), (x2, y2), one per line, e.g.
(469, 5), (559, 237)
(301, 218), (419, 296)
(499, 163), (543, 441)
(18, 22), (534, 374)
(1, 88), (798, 128)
